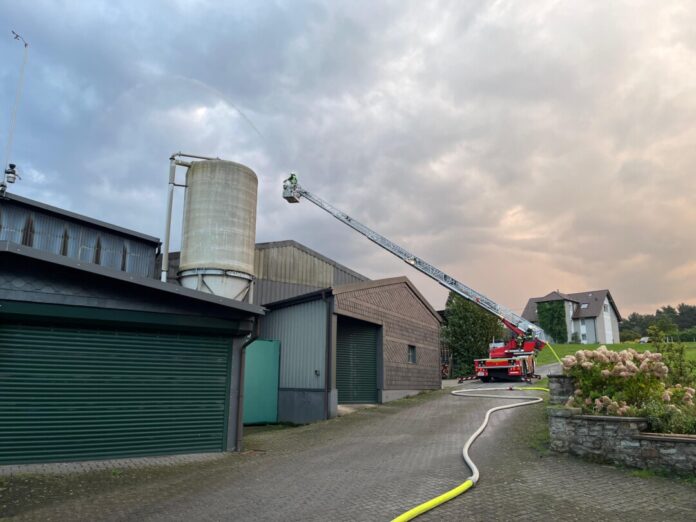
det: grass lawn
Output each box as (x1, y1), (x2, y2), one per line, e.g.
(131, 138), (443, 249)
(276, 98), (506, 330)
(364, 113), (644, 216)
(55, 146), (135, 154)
(536, 342), (696, 366)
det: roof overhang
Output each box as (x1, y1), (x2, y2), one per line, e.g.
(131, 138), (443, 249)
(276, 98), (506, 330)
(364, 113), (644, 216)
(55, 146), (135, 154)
(0, 241), (265, 317)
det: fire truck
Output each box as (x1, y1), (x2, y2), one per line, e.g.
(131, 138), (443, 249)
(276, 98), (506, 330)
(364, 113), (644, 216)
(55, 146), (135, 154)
(283, 175), (547, 381)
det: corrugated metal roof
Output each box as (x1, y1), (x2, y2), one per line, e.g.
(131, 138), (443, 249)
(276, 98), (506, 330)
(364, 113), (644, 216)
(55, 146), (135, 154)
(2, 193), (159, 244)
(0, 199), (156, 277)
(255, 244), (333, 287)
(255, 240), (367, 282)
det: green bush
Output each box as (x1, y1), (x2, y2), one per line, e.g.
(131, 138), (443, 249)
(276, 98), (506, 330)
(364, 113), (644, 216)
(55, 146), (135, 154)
(658, 342), (696, 387)
(562, 346), (696, 434)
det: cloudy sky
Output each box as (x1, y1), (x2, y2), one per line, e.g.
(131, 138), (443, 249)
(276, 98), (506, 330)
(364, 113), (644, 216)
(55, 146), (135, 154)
(2, 1), (696, 315)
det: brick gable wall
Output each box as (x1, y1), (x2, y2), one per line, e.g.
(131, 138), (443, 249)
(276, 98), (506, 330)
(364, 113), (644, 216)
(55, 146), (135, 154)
(334, 282), (440, 390)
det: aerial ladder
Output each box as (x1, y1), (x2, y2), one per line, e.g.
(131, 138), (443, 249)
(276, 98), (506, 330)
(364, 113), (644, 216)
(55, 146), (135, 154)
(283, 174), (548, 381)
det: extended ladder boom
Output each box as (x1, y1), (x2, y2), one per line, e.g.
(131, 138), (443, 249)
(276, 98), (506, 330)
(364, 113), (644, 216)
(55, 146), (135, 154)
(283, 179), (545, 340)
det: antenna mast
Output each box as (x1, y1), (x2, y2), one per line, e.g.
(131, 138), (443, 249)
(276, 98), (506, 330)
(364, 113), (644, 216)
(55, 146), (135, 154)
(2, 30), (29, 195)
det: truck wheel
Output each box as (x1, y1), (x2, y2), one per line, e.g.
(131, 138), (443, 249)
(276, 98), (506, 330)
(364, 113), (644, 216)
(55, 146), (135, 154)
(481, 376), (491, 383)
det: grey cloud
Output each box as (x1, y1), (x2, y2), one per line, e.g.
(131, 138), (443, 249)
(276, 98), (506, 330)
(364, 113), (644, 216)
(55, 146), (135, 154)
(2, 1), (696, 315)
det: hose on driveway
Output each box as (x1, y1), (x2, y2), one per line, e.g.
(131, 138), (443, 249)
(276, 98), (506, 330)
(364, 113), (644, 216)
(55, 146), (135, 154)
(390, 385), (549, 522)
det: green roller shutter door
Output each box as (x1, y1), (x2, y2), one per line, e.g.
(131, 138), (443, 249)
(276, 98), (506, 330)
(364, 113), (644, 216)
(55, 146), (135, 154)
(336, 317), (378, 404)
(0, 322), (232, 464)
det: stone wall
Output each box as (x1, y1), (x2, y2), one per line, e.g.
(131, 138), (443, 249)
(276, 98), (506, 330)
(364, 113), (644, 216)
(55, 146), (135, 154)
(548, 374), (575, 405)
(549, 407), (696, 475)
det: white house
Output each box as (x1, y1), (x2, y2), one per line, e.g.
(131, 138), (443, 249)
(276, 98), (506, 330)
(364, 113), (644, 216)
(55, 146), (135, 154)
(521, 290), (622, 344)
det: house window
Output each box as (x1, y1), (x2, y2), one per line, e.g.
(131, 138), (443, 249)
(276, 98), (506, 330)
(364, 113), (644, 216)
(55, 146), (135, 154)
(581, 333), (587, 341)
(580, 303), (589, 309)
(603, 304), (609, 312)
(580, 319), (585, 326)
(408, 345), (417, 364)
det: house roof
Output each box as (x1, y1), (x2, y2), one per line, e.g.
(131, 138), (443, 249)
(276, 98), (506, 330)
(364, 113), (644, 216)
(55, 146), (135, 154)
(521, 289), (622, 322)
(0, 241), (265, 317)
(2, 193), (160, 245)
(263, 276), (442, 323)
(255, 240), (368, 282)
(537, 290), (579, 303)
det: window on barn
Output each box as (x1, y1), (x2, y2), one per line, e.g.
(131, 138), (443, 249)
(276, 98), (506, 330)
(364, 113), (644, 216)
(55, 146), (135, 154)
(21, 215), (34, 247)
(94, 237), (102, 265)
(408, 345), (417, 364)
(60, 228), (70, 256)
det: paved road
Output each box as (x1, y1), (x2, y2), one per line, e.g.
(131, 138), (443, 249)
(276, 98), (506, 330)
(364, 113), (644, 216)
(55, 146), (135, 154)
(4, 383), (695, 521)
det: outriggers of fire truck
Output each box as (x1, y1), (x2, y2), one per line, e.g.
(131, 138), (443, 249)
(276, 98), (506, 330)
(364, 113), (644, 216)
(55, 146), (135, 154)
(282, 174), (548, 381)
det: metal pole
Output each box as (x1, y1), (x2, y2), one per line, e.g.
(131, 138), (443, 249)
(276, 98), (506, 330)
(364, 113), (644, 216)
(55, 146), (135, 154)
(160, 151), (216, 283)
(174, 152), (220, 161)
(3, 31), (29, 187)
(160, 158), (176, 282)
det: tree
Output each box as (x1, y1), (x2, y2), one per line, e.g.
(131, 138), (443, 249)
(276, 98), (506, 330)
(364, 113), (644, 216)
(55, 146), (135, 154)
(619, 328), (641, 342)
(536, 301), (567, 344)
(656, 305), (678, 325)
(441, 292), (503, 376)
(654, 314), (678, 337)
(676, 303), (696, 330)
(621, 312), (655, 336)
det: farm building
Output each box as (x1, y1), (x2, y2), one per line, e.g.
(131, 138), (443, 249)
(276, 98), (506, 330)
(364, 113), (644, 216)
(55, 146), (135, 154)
(0, 192), (264, 464)
(258, 276), (442, 424)
(1, 157), (444, 466)
(166, 240), (443, 425)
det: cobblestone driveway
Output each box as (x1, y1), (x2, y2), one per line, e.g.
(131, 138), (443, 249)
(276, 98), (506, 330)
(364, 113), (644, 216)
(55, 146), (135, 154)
(3, 383), (695, 521)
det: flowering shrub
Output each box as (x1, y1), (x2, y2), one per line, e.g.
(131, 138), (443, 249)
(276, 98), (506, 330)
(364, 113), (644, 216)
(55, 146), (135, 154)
(562, 346), (696, 434)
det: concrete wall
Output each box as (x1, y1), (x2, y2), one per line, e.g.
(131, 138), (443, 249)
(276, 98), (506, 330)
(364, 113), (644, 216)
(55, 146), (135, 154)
(334, 281), (441, 397)
(277, 389), (326, 424)
(595, 297), (621, 344)
(548, 408), (696, 475)
(564, 301), (574, 343)
(581, 318), (597, 344)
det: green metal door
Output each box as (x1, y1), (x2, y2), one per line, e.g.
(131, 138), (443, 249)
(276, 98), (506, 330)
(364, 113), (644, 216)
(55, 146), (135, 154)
(336, 316), (378, 403)
(0, 322), (232, 464)
(243, 340), (280, 424)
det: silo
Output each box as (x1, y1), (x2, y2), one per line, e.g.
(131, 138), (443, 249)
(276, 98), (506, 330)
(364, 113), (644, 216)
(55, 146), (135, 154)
(178, 160), (257, 301)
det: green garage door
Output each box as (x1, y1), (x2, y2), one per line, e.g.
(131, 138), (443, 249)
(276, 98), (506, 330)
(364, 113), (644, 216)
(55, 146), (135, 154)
(243, 340), (280, 425)
(0, 322), (232, 464)
(336, 316), (378, 404)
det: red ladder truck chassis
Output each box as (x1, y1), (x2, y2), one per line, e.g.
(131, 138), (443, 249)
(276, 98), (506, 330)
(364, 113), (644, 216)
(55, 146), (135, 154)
(474, 321), (544, 381)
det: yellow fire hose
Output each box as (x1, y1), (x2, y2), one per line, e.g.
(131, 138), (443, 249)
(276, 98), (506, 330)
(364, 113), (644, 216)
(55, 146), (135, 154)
(391, 343), (561, 522)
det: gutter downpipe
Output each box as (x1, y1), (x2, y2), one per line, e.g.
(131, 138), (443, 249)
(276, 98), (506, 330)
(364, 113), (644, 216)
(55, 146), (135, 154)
(323, 290), (333, 420)
(235, 318), (259, 452)
(160, 157), (176, 282)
